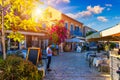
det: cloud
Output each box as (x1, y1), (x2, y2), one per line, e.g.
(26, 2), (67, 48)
(66, 11), (92, 19)
(97, 16), (108, 22)
(63, 0), (70, 3)
(41, 0), (70, 6)
(87, 23), (95, 27)
(114, 16), (120, 19)
(59, 6), (78, 13)
(56, 0), (70, 4)
(66, 13), (78, 19)
(78, 11), (92, 18)
(105, 4), (112, 7)
(105, 4), (112, 11)
(87, 5), (104, 14)
(66, 5), (104, 19)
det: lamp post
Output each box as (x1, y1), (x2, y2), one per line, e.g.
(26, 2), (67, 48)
(1, 0), (6, 60)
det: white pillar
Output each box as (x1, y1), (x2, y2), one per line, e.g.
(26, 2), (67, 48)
(72, 43), (74, 51)
(19, 41), (21, 50)
(60, 43), (64, 52)
(39, 40), (41, 48)
(118, 42), (120, 48)
(32, 36), (34, 47)
(7, 38), (10, 50)
(24, 35), (26, 48)
(46, 39), (48, 46)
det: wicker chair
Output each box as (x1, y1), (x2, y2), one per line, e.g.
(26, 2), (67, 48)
(98, 59), (110, 73)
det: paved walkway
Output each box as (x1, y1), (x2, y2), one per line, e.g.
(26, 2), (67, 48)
(44, 52), (110, 80)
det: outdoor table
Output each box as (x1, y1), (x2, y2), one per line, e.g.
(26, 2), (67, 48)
(93, 56), (108, 67)
(93, 57), (103, 67)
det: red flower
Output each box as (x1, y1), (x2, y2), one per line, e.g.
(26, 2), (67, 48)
(47, 20), (68, 44)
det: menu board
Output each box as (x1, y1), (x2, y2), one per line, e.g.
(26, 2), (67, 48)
(26, 47), (41, 65)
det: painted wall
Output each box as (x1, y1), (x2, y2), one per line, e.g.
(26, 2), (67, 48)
(43, 6), (84, 37)
(61, 14), (83, 32)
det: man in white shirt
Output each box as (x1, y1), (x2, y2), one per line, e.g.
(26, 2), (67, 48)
(46, 44), (52, 71)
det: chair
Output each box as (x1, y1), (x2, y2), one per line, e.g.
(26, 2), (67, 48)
(98, 59), (110, 73)
(88, 54), (96, 67)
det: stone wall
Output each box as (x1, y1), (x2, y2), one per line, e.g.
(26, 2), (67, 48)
(110, 55), (120, 80)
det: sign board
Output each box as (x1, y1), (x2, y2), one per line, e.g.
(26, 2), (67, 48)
(26, 47), (42, 65)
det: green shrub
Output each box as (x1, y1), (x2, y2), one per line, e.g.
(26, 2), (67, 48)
(0, 55), (43, 80)
(0, 56), (3, 64)
(110, 42), (116, 50)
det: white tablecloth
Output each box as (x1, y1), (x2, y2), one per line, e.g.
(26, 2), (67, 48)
(93, 57), (108, 67)
(93, 57), (102, 67)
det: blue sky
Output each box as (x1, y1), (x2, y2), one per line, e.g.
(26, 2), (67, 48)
(41, 0), (120, 31)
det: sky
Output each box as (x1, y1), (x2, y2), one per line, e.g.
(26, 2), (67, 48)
(41, 0), (120, 31)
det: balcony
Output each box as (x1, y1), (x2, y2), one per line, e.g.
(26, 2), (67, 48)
(70, 30), (83, 37)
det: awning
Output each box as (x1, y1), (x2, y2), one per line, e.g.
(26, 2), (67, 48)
(86, 23), (120, 41)
(6, 30), (49, 39)
(101, 24), (120, 37)
(86, 32), (101, 39)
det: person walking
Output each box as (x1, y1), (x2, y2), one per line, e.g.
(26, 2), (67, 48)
(56, 45), (59, 55)
(46, 44), (53, 71)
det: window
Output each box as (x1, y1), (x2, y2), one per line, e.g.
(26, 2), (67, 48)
(65, 22), (68, 29)
(74, 26), (83, 36)
(75, 26), (79, 31)
(70, 24), (74, 35)
(10, 39), (19, 50)
(77, 27), (79, 31)
(70, 24), (73, 31)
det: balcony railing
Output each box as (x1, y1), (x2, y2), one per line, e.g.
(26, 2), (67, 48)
(70, 30), (83, 37)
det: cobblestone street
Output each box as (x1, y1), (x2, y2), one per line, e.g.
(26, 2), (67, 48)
(44, 52), (110, 80)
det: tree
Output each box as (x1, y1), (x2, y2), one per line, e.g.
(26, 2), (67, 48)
(0, 0), (42, 59)
(47, 20), (69, 45)
(86, 31), (95, 36)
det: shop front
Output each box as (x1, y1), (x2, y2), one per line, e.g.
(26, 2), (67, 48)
(0, 30), (49, 52)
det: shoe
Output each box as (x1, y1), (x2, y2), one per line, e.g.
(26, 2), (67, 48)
(47, 68), (52, 71)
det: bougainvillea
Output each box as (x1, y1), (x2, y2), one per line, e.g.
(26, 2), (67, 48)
(47, 20), (69, 44)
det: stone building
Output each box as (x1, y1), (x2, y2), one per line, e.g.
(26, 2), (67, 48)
(0, 6), (95, 52)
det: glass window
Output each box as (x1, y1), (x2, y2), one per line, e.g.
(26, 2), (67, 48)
(75, 26), (79, 31)
(77, 27), (79, 31)
(10, 39), (19, 50)
(65, 23), (68, 29)
(70, 24), (73, 31)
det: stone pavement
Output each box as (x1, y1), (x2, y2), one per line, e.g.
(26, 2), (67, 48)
(44, 52), (110, 80)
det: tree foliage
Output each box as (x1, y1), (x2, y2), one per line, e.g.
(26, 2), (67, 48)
(86, 31), (95, 36)
(47, 20), (69, 44)
(0, 0), (42, 42)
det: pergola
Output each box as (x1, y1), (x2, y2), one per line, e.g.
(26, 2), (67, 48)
(86, 24), (120, 42)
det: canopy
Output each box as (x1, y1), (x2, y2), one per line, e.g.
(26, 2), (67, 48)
(86, 32), (101, 39)
(86, 23), (120, 41)
(102, 24), (120, 37)
(66, 38), (85, 42)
